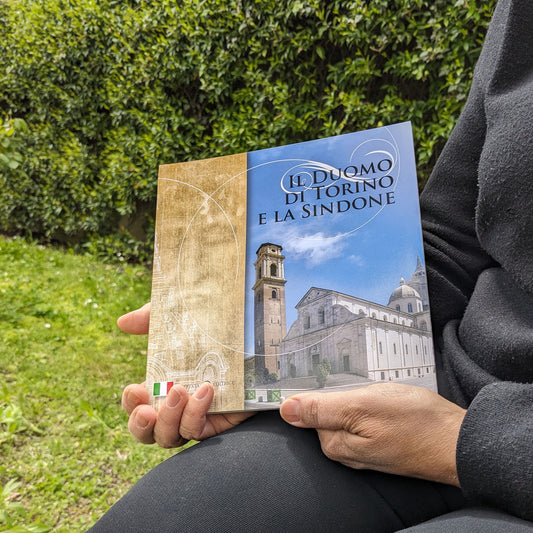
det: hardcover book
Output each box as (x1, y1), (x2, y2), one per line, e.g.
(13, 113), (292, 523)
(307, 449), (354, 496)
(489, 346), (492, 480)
(146, 121), (436, 412)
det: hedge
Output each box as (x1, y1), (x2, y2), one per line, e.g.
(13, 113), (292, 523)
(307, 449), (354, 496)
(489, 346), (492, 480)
(0, 0), (496, 261)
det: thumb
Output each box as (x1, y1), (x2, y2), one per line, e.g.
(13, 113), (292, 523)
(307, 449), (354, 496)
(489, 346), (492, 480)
(280, 392), (346, 430)
(117, 302), (151, 335)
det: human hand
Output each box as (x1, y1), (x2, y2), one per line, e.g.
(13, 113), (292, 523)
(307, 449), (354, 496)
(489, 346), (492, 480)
(280, 383), (466, 486)
(118, 304), (253, 448)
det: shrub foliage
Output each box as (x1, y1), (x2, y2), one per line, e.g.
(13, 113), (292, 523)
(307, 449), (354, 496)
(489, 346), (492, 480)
(0, 0), (496, 258)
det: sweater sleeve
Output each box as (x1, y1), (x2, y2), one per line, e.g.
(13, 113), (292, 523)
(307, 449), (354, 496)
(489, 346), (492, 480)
(457, 382), (533, 520)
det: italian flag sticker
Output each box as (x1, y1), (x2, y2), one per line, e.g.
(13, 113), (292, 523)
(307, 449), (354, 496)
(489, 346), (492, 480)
(153, 381), (174, 397)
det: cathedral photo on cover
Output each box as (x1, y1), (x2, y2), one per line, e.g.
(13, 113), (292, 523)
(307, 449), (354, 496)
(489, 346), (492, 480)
(240, 124), (437, 408)
(244, 242), (436, 408)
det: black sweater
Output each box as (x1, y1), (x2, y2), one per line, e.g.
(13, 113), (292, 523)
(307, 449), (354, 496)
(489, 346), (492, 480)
(420, 0), (533, 520)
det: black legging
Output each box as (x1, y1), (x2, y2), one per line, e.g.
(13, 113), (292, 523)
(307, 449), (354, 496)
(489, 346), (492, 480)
(89, 411), (470, 532)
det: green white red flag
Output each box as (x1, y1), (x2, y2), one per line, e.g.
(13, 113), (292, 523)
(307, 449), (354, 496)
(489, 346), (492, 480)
(153, 381), (174, 397)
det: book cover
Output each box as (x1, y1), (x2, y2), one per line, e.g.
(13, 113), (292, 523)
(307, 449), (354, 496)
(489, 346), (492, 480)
(146, 121), (436, 412)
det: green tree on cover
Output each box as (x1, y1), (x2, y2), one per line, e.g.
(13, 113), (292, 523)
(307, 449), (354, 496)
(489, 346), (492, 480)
(316, 357), (332, 389)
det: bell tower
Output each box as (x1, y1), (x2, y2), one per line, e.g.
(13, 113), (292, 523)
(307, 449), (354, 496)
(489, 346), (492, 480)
(252, 243), (287, 379)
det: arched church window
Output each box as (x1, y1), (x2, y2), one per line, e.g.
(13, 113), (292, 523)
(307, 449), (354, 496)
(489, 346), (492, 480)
(270, 264), (277, 277)
(396, 305), (401, 311)
(304, 313), (310, 329)
(318, 307), (325, 324)
(407, 303), (413, 313)
(272, 290), (277, 299)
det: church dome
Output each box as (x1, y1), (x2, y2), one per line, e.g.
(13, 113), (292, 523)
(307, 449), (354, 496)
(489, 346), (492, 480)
(388, 278), (421, 306)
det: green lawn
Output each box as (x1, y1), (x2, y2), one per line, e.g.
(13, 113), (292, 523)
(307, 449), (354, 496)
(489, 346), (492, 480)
(0, 237), (176, 531)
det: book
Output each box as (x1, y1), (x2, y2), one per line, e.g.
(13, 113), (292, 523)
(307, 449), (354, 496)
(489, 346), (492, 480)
(146, 121), (437, 412)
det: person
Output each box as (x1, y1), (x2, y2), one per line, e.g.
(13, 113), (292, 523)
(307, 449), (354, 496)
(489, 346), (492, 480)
(90, 0), (532, 530)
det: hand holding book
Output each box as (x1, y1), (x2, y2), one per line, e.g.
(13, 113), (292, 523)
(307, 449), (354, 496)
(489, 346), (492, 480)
(119, 304), (253, 448)
(280, 383), (466, 486)
(120, 303), (465, 486)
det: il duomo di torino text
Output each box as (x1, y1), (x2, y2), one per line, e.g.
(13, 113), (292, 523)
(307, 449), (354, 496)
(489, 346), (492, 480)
(257, 158), (396, 225)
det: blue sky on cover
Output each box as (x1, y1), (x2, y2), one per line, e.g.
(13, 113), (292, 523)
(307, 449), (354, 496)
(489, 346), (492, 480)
(243, 122), (424, 355)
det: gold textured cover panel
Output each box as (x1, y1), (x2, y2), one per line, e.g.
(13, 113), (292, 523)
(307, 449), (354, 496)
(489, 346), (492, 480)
(146, 153), (247, 412)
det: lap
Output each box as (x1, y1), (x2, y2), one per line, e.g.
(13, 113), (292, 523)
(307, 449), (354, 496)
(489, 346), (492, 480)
(90, 411), (466, 533)
(401, 507), (533, 532)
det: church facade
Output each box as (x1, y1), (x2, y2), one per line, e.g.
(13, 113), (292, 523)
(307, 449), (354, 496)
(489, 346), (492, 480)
(251, 244), (435, 383)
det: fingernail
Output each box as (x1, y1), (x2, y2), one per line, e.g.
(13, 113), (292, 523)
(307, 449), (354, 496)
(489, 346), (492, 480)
(281, 398), (300, 423)
(135, 412), (150, 430)
(127, 389), (143, 405)
(166, 387), (181, 408)
(194, 382), (210, 400)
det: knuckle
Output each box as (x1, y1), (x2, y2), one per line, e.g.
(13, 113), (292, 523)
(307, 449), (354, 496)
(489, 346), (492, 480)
(128, 406), (156, 444)
(157, 436), (183, 449)
(121, 386), (135, 413)
(307, 396), (322, 426)
(179, 430), (195, 442)
(339, 405), (361, 432)
(122, 384), (145, 415)
(179, 422), (202, 442)
(154, 425), (183, 449)
(129, 423), (155, 445)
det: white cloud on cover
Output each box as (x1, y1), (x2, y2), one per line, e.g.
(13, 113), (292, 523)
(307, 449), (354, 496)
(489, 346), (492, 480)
(262, 223), (348, 267)
(347, 254), (364, 267)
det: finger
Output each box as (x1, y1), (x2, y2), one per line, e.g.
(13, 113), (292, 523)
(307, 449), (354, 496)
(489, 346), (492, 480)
(128, 404), (157, 444)
(117, 302), (151, 334)
(178, 382), (215, 441)
(280, 391), (355, 430)
(122, 382), (149, 415)
(153, 385), (190, 448)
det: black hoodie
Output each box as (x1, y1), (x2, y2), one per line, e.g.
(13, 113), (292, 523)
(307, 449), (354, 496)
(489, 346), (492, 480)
(421, 0), (533, 520)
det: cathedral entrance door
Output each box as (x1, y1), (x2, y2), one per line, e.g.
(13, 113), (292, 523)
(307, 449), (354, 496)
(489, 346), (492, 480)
(312, 353), (320, 375)
(343, 355), (350, 372)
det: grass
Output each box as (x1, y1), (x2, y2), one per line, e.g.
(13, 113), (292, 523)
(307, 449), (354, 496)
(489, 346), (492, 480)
(0, 236), (176, 531)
